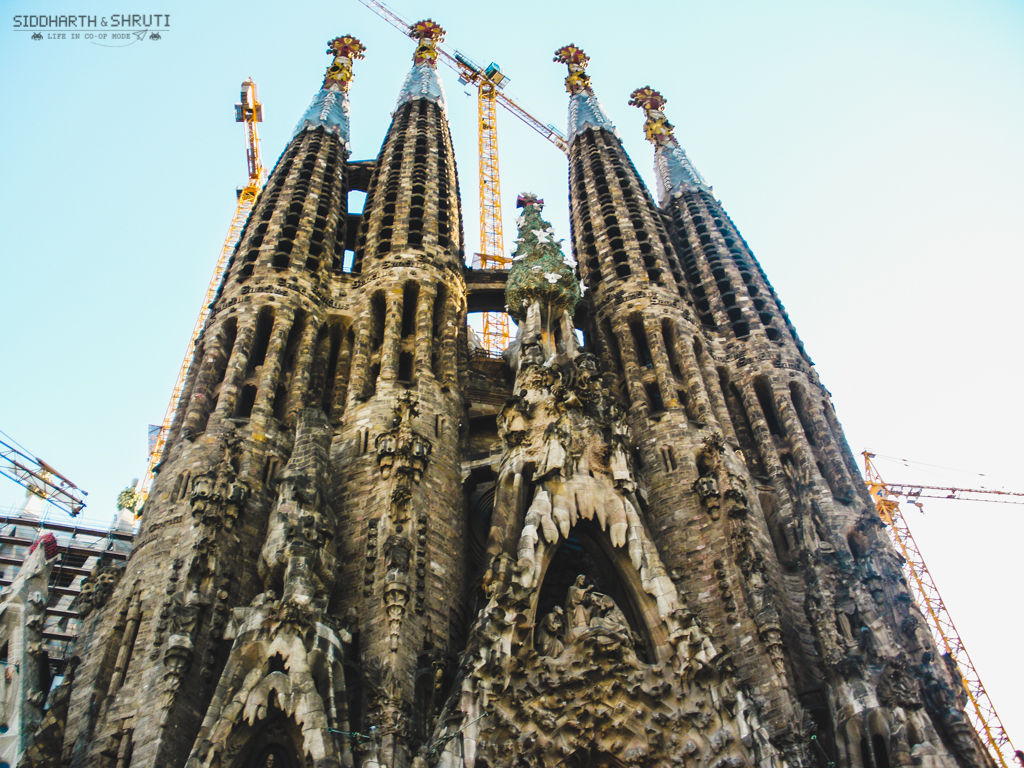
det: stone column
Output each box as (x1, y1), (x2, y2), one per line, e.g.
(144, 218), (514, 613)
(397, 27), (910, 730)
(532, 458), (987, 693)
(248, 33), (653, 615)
(773, 387), (824, 492)
(738, 382), (785, 482)
(283, 317), (322, 421)
(347, 315), (373, 407)
(252, 308), (295, 422)
(644, 315), (679, 412)
(330, 329), (355, 418)
(181, 325), (232, 439)
(613, 325), (648, 411)
(380, 288), (404, 382)
(805, 393), (856, 499)
(209, 319), (255, 427)
(414, 286), (437, 380)
(677, 331), (716, 426)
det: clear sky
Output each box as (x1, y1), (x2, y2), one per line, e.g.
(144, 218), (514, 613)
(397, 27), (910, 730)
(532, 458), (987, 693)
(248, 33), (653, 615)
(1, 0), (1022, 747)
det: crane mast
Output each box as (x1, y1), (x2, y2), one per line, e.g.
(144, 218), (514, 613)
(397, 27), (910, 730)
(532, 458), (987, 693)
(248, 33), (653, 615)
(863, 452), (1018, 768)
(137, 80), (265, 501)
(466, 58), (508, 355)
(358, 0), (568, 355)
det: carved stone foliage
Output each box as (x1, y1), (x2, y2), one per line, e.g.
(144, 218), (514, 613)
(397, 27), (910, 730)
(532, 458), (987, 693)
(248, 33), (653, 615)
(259, 408), (338, 604)
(383, 535), (412, 650)
(878, 654), (923, 711)
(188, 410), (351, 768)
(188, 431), (250, 584)
(184, 593), (354, 768)
(695, 433), (750, 522)
(189, 457), (248, 532)
(375, 392), (433, 521)
(76, 560), (124, 618)
(429, 581), (753, 768)
(445, 280), (765, 767)
(18, 659), (79, 768)
(497, 349), (661, 597)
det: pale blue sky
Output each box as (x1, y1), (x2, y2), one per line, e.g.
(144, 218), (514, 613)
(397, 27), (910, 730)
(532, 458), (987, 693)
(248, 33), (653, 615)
(1, 0), (1022, 745)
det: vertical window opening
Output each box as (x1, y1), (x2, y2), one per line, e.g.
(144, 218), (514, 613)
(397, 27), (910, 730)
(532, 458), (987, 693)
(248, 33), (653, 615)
(871, 735), (890, 768)
(431, 284), (448, 378)
(247, 309), (274, 372)
(272, 384), (288, 420)
(661, 319), (683, 378)
(646, 382), (664, 413)
(630, 319), (653, 369)
(280, 312), (306, 381)
(200, 320), (236, 433)
(602, 319), (624, 377)
(397, 352), (414, 383)
(789, 382), (817, 446)
(754, 378), (786, 438)
(861, 737), (874, 768)
(719, 370), (766, 477)
(235, 385), (257, 419)
(760, 491), (792, 565)
(401, 282), (419, 338)
(370, 292), (386, 353)
(321, 326), (342, 416)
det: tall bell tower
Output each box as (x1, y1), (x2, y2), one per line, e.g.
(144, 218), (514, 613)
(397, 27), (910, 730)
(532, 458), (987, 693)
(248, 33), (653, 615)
(33, 26), (994, 768)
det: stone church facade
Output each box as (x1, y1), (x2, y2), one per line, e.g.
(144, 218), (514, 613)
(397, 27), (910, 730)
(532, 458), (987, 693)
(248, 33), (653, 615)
(24, 24), (991, 768)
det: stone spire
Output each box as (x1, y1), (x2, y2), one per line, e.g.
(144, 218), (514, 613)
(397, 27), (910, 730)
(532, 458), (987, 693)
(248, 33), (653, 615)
(553, 44), (617, 143)
(505, 193), (580, 323)
(292, 34), (366, 146)
(395, 19), (447, 112)
(628, 86), (709, 203)
(350, 18), (463, 273)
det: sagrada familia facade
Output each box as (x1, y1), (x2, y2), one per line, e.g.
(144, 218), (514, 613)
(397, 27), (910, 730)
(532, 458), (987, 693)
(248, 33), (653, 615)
(19, 21), (993, 768)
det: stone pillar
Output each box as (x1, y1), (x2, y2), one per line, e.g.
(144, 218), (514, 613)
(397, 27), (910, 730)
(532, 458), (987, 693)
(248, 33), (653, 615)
(644, 314), (679, 412)
(806, 392), (856, 499)
(330, 329), (355, 418)
(773, 386), (823, 491)
(347, 315), (373, 406)
(738, 381), (785, 482)
(252, 308), (295, 422)
(677, 332), (716, 426)
(380, 288), (403, 382)
(614, 326), (648, 411)
(209, 319), (255, 426)
(437, 294), (458, 389)
(283, 317), (322, 421)
(181, 325), (231, 439)
(414, 286), (436, 380)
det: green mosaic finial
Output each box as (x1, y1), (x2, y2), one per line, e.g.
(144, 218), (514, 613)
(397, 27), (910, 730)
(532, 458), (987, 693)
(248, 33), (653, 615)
(505, 194), (580, 322)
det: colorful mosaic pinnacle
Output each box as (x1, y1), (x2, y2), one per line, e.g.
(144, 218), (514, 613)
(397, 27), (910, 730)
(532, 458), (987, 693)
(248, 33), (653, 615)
(629, 86), (676, 146)
(553, 44), (592, 94)
(409, 19), (445, 66)
(505, 193), (580, 322)
(323, 35), (365, 90)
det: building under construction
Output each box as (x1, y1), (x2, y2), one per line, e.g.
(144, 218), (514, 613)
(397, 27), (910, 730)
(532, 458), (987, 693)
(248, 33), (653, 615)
(15, 21), (1008, 768)
(0, 452), (134, 767)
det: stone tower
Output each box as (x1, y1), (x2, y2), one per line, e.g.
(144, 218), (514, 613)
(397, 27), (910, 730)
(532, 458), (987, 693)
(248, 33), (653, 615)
(32, 29), (992, 768)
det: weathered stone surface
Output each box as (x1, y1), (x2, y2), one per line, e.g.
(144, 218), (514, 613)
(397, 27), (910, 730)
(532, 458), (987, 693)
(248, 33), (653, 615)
(32, 35), (993, 768)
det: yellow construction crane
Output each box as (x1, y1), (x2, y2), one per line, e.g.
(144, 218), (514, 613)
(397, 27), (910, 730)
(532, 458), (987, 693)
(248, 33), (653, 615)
(136, 79), (265, 502)
(863, 452), (1020, 768)
(358, 0), (568, 355)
